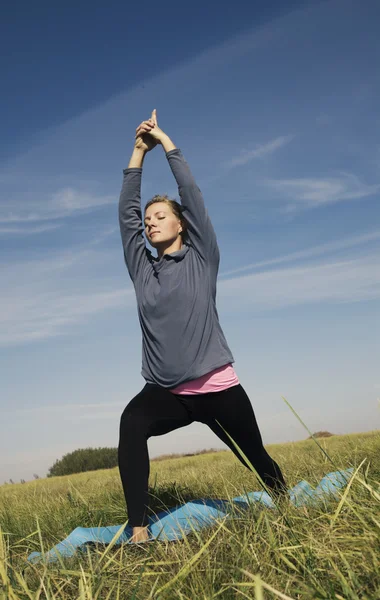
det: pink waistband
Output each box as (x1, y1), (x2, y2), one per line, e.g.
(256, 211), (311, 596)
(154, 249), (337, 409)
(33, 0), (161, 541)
(169, 363), (239, 395)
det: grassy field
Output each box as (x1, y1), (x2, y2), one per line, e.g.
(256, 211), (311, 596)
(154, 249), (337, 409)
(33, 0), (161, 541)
(0, 430), (379, 599)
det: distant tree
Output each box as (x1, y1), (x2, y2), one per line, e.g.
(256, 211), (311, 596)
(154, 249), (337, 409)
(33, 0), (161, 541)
(48, 446), (224, 477)
(9, 479), (14, 484)
(308, 431), (334, 439)
(20, 479), (26, 484)
(33, 474), (40, 480)
(47, 447), (118, 477)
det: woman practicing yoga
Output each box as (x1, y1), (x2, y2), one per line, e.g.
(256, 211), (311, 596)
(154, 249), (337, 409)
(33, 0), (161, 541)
(118, 110), (286, 542)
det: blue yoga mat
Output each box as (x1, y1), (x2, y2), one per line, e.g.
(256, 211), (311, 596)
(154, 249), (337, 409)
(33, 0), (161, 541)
(27, 468), (353, 564)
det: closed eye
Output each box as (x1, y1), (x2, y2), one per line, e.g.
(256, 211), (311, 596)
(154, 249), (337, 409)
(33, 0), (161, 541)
(145, 217), (165, 226)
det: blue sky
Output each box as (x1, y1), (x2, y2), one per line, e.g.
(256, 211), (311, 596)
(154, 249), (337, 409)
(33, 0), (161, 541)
(1, 0), (379, 484)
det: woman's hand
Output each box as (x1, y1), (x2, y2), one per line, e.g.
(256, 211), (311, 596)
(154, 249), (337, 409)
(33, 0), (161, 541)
(134, 135), (156, 153)
(134, 121), (157, 153)
(135, 109), (166, 145)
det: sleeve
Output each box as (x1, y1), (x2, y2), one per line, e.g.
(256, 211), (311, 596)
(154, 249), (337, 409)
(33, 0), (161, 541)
(166, 148), (219, 264)
(118, 167), (149, 283)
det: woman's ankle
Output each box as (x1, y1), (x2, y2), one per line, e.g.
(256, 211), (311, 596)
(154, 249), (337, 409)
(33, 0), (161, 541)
(131, 526), (149, 541)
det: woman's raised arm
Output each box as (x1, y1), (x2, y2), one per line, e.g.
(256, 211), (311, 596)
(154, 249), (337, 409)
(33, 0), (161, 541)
(139, 110), (219, 264)
(118, 121), (157, 283)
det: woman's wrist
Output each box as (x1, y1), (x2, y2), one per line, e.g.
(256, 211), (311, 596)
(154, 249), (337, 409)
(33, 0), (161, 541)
(160, 134), (177, 153)
(128, 147), (147, 169)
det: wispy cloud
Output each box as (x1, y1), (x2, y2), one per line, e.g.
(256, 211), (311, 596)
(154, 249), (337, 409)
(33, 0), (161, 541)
(220, 230), (380, 278)
(266, 172), (380, 208)
(0, 232), (132, 347)
(0, 188), (115, 224)
(0, 223), (63, 235)
(225, 135), (294, 168)
(0, 287), (132, 346)
(219, 254), (380, 313)
(51, 188), (114, 212)
(0, 225), (117, 270)
(3, 227), (379, 346)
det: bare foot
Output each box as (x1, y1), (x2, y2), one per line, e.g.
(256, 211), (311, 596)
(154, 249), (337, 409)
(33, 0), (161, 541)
(131, 526), (149, 543)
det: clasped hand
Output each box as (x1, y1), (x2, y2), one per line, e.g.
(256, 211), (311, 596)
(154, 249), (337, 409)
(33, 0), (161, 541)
(135, 109), (166, 153)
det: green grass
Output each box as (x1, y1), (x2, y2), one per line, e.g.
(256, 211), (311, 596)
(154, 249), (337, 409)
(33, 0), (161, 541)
(0, 430), (379, 599)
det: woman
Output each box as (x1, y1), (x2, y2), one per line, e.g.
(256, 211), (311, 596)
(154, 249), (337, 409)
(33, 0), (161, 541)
(118, 110), (286, 542)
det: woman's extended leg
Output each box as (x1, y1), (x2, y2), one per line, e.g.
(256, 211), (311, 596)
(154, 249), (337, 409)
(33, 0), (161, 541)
(186, 384), (286, 495)
(118, 383), (192, 530)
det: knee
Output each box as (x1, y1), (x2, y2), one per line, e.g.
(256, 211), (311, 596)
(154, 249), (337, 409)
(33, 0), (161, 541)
(119, 404), (149, 438)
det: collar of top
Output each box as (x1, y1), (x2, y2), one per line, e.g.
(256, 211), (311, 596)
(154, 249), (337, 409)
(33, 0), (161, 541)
(149, 243), (190, 272)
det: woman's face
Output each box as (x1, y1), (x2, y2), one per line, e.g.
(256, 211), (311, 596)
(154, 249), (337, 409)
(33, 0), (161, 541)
(144, 202), (182, 247)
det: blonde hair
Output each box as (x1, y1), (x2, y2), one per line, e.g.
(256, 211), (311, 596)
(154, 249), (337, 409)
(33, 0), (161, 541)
(144, 195), (188, 240)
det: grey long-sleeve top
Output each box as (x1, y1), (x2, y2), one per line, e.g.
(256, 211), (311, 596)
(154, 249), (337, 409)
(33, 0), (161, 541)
(118, 148), (234, 388)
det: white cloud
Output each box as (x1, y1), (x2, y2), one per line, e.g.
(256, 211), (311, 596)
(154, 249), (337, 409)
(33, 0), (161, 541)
(220, 229), (380, 278)
(0, 287), (132, 346)
(266, 172), (380, 208)
(0, 188), (115, 224)
(0, 225), (117, 271)
(2, 227), (380, 346)
(0, 223), (63, 235)
(51, 188), (114, 212)
(226, 135), (294, 168)
(219, 255), (380, 312)
(0, 236), (133, 347)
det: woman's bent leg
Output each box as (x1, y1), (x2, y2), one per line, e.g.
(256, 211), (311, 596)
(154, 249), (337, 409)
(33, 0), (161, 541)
(196, 384), (286, 495)
(118, 384), (192, 527)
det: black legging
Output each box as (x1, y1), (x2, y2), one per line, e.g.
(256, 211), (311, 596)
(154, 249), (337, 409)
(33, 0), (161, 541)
(118, 383), (286, 527)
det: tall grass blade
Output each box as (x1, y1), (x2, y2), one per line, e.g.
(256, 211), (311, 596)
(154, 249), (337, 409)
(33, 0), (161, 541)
(155, 519), (225, 595)
(282, 396), (336, 466)
(330, 459), (365, 527)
